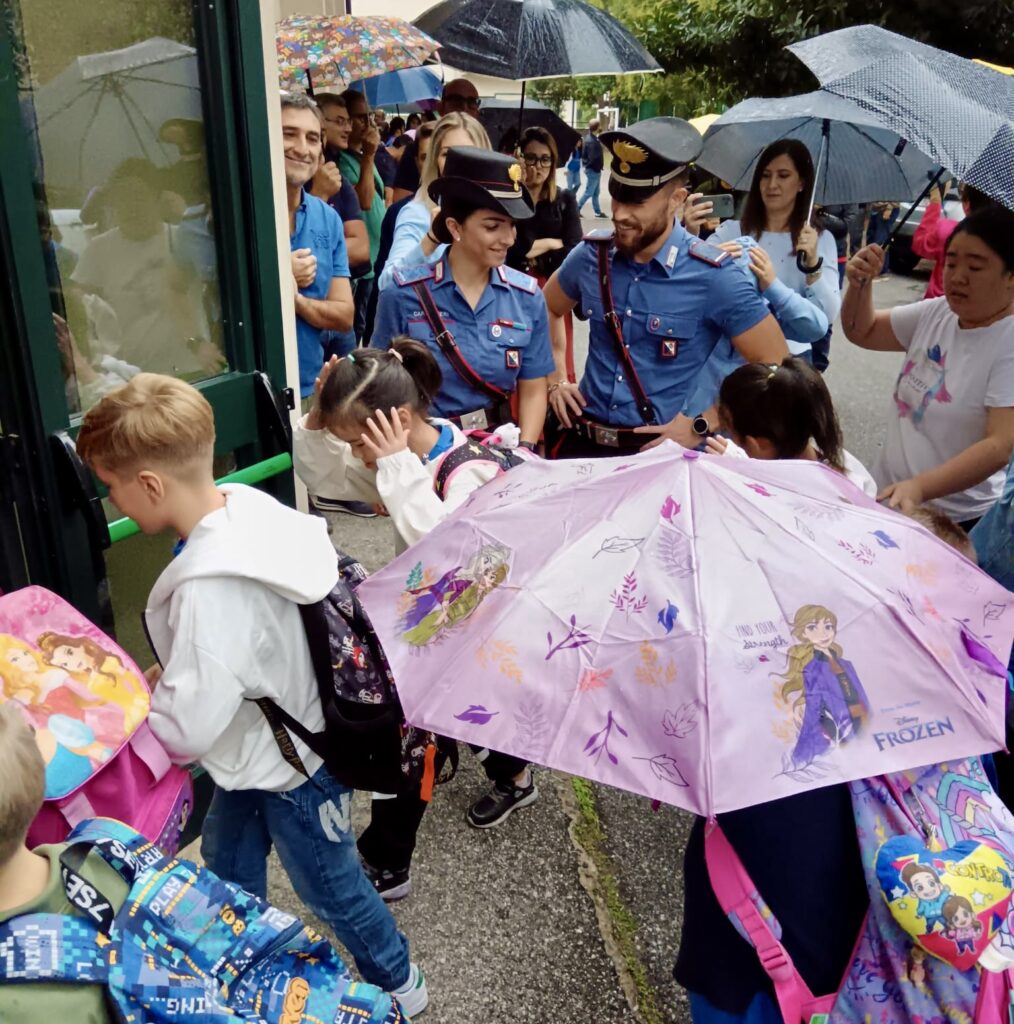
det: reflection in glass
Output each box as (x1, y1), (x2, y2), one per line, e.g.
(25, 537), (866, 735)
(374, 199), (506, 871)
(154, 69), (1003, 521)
(9, 9), (226, 412)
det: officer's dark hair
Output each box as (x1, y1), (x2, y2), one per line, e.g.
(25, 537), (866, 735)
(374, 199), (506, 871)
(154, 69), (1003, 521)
(740, 139), (815, 250)
(718, 357), (845, 473)
(433, 197), (507, 244)
(958, 182), (995, 215)
(945, 205), (1014, 274)
(389, 116), (406, 134)
(318, 338), (443, 426)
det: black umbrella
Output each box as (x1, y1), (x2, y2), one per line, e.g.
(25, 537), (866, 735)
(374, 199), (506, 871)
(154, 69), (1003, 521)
(414, 0), (660, 136)
(480, 98), (580, 159)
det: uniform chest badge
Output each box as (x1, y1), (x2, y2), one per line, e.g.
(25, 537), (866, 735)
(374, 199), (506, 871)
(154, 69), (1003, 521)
(505, 349), (521, 369)
(660, 339), (678, 359)
(491, 324), (502, 338)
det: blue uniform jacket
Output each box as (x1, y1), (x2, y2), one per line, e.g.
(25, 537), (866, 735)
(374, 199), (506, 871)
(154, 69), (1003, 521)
(556, 221), (772, 426)
(371, 256), (555, 418)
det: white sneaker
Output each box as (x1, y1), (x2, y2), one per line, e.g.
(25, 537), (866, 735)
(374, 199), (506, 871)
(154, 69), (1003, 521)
(392, 962), (428, 1018)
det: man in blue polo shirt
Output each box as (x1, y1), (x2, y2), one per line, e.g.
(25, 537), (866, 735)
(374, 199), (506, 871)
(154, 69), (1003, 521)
(281, 91), (353, 400)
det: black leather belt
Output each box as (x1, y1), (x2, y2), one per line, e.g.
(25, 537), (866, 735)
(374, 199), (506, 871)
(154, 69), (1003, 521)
(571, 418), (644, 450)
(448, 402), (512, 432)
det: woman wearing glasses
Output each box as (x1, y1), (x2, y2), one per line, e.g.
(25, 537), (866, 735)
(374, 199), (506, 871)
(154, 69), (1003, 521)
(507, 127), (583, 380)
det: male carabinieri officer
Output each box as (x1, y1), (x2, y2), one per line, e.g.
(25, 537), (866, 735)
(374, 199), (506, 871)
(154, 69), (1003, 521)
(543, 117), (788, 457)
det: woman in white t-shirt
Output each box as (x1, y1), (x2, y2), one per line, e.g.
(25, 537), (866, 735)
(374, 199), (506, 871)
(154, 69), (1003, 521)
(842, 206), (1014, 528)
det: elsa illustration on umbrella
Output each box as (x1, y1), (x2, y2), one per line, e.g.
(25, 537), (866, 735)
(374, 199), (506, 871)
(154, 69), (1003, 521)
(400, 543), (512, 647)
(781, 605), (871, 767)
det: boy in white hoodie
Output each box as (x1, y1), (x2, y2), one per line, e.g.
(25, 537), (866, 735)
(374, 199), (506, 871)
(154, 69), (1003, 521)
(75, 373), (428, 1017)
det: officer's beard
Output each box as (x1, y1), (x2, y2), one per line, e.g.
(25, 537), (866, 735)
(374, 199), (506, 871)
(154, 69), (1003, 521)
(612, 206), (674, 259)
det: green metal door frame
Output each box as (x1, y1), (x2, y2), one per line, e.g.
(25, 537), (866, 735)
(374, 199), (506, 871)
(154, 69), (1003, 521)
(0, 0), (293, 626)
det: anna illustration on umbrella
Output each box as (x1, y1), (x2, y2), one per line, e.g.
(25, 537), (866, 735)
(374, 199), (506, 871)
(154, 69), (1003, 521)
(780, 604), (872, 767)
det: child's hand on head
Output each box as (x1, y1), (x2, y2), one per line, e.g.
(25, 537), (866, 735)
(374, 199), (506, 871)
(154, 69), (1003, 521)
(362, 407), (409, 461)
(705, 436), (729, 456)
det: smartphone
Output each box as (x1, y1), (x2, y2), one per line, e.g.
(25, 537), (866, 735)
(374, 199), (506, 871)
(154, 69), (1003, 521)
(693, 193), (735, 220)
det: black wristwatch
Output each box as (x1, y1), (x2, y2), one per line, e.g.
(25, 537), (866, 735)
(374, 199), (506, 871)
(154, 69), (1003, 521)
(692, 415), (711, 437)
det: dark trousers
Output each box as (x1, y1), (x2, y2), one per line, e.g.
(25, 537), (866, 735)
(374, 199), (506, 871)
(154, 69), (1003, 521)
(811, 326), (832, 373)
(548, 424), (642, 460)
(357, 745), (528, 873)
(352, 275), (375, 344)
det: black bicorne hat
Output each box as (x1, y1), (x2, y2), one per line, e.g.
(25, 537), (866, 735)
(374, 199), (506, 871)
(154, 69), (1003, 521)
(428, 146), (535, 221)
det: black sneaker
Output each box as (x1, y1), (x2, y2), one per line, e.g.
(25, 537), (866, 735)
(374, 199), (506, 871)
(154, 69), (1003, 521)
(466, 777), (539, 829)
(311, 497), (378, 518)
(362, 861), (412, 901)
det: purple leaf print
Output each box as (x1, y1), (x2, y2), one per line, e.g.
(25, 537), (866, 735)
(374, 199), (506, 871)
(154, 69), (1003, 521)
(584, 711), (625, 765)
(610, 572), (648, 620)
(746, 483), (772, 497)
(636, 754), (689, 787)
(454, 704), (499, 725)
(546, 618), (594, 660)
(662, 702), (699, 739)
(661, 496), (681, 522)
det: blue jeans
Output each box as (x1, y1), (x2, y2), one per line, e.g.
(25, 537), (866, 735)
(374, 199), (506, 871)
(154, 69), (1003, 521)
(578, 170), (603, 215)
(869, 208), (898, 273)
(201, 765), (411, 991)
(566, 166), (581, 193)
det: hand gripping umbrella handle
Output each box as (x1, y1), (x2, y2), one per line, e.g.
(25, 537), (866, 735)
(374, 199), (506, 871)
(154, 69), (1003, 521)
(797, 120), (829, 275)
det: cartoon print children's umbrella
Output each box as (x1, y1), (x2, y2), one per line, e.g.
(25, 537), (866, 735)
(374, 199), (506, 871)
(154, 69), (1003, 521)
(358, 445), (1014, 816)
(277, 15), (440, 93)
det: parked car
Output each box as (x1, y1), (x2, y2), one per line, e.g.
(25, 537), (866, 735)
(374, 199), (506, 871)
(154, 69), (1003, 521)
(889, 186), (964, 276)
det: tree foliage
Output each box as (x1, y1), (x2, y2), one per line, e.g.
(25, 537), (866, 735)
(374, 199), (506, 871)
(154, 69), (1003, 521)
(531, 0), (1014, 118)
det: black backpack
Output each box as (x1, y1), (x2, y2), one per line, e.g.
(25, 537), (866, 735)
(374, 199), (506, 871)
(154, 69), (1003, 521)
(256, 551), (456, 796)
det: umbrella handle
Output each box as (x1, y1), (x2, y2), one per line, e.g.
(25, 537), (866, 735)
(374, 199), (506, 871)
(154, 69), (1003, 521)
(796, 252), (824, 274)
(882, 166), (947, 252)
(796, 120), (828, 276)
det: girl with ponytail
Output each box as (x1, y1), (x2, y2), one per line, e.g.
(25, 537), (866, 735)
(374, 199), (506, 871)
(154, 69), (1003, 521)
(708, 356), (876, 496)
(294, 337), (520, 551)
(294, 337), (539, 889)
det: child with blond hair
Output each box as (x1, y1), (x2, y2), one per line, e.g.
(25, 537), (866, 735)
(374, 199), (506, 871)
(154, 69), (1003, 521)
(75, 373), (428, 1016)
(0, 702), (127, 1022)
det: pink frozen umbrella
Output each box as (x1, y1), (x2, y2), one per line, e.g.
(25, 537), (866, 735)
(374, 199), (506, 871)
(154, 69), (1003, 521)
(357, 444), (1014, 815)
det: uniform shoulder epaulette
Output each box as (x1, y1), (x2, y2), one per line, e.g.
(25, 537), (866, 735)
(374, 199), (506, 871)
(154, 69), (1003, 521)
(689, 241), (732, 267)
(392, 262), (436, 287)
(497, 264), (538, 294)
(582, 227), (615, 243)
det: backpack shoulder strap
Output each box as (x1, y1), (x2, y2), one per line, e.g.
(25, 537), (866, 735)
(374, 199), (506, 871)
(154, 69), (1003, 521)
(704, 819), (816, 1024)
(0, 912), (109, 985)
(434, 440), (511, 500)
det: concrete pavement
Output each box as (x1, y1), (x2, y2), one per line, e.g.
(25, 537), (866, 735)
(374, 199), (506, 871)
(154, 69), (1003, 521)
(261, 222), (930, 1024)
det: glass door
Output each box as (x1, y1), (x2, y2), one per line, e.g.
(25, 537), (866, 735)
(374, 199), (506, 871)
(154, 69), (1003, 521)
(0, 0), (293, 661)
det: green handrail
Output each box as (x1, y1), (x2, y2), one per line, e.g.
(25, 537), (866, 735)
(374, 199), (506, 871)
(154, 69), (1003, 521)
(106, 452), (294, 545)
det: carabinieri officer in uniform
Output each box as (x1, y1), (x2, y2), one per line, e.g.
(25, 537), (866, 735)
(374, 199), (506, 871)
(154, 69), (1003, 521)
(542, 117), (788, 458)
(371, 147), (555, 447)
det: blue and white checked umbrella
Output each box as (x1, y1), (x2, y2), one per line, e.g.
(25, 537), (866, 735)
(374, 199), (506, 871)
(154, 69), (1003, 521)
(697, 91), (937, 205)
(789, 25), (1014, 210)
(360, 65), (442, 107)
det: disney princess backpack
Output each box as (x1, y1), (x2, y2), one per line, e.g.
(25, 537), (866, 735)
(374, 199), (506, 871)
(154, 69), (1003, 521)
(0, 586), (191, 851)
(705, 758), (1014, 1022)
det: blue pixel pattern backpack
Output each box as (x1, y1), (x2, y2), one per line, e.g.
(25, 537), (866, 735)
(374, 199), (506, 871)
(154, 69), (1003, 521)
(0, 817), (405, 1023)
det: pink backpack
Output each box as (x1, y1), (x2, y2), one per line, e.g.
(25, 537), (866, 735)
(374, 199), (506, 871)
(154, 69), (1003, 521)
(705, 759), (1014, 1023)
(0, 586), (191, 853)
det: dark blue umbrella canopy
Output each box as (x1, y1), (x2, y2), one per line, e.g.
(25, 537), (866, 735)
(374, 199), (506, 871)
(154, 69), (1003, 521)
(697, 91), (937, 205)
(788, 25), (1014, 209)
(413, 0), (661, 80)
